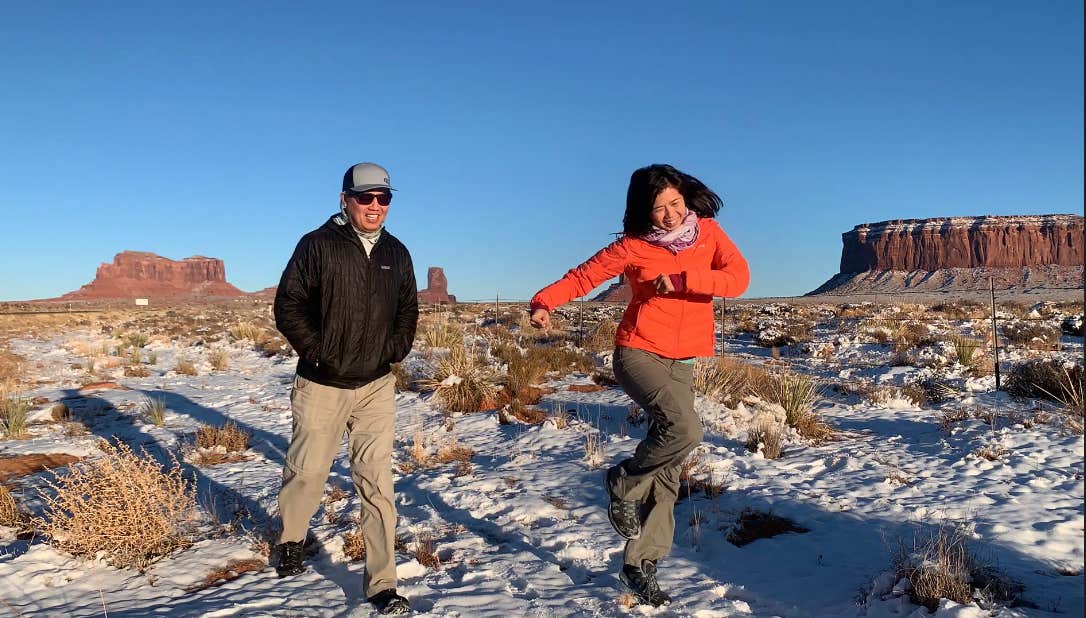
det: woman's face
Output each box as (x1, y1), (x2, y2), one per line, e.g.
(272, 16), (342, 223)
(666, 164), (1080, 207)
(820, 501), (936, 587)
(650, 186), (687, 231)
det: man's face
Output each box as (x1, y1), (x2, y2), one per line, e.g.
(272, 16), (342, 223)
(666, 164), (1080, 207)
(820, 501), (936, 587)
(342, 190), (391, 232)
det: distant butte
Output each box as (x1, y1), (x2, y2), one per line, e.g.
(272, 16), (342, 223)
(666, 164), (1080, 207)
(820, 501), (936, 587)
(417, 267), (456, 304)
(58, 251), (248, 300)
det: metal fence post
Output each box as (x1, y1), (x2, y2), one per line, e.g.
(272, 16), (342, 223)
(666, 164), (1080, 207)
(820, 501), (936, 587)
(990, 277), (1000, 391)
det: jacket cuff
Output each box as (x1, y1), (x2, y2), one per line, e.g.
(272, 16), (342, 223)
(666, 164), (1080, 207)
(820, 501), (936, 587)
(530, 300), (551, 313)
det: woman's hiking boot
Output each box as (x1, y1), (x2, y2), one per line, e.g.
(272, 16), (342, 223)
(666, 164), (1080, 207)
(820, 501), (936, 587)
(275, 541), (306, 577)
(620, 560), (672, 607)
(606, 466), (641, 539)
(369, 588), (411, 615)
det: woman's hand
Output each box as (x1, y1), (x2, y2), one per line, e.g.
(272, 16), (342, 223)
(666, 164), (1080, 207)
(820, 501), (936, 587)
(529, 307), (551, 329)
(654, 274), (676, 295)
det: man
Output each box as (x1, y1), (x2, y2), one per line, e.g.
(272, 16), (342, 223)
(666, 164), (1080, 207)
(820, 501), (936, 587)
(273, 162), (418, 615)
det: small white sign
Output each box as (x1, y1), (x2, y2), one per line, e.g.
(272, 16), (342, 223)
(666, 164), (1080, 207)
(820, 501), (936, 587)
(134, 298), (149, 306)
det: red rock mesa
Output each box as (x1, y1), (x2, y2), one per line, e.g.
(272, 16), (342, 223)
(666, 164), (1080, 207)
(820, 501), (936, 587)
(60, 251), (246, 300)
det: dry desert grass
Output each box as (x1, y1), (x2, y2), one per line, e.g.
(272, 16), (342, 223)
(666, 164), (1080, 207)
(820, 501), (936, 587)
(36, 441), (198, 569)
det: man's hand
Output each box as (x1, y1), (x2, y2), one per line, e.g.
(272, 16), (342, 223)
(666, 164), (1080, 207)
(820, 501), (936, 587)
(529, 307), (551, 329)
(654, 274), (676, 295)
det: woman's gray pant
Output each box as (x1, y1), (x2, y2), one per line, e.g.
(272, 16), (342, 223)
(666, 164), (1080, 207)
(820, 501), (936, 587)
(609, 345), (703, 568)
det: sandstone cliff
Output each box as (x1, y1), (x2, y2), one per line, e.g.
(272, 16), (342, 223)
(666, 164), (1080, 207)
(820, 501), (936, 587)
(417, 267), (456, 304)
(810, 214), (1084, 295)
(60, 251), (246, 300)
(839, 215), (1082, 271)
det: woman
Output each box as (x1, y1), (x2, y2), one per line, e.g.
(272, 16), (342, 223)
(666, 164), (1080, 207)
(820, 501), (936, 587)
(529, 163), (749, 606)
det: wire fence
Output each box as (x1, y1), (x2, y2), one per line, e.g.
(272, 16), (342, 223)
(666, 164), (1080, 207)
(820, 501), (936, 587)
(448, 280), (1083, 393)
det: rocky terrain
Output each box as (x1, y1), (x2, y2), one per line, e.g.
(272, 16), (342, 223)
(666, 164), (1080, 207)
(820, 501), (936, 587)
(810, 215), (1084, 295)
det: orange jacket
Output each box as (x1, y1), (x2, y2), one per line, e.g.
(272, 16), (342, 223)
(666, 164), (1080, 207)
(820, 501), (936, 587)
(531, 217), (749, 359)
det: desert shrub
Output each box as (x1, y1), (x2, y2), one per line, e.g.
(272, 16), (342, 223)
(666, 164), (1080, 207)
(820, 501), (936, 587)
(418, 346), (498, 413)
(726, 508), (808, 547)
(501, 354), (548, 404)
(229, 322), (264, 342)
(894, 321), (936, 350)
(584, 320), (618, 352)
(419, 319), (462, 349)
(523, 344), (593, 376)
(930, 301), (985, 320)
(909, 375), (958, 405)
(195, 421), (250, 452)
(208, 349), (229, 371)
(414, 530), (441, 569)
(0, 484), (29, 528)
(36, 441), (197, 569)
(490, 342), (521, 367)
(861, 320), (895, 344)
(948, 336), (981, 366)
(0, 394), (30, 438)
(125, 332), (148, 348)
(973, 442), (1006, 461)
(51, 402), (71, 421)
(342, 530), (366, 561)
(693, 356), (761, 406)
(390, 363), (413, 392)
(745, 421), (783, 459)
(0, 349), (23, 384)
(1005, 360), (1084, 408)
(1002, 321), (1060, 350)
(255, 333), (291, 357)
(837, 303), (876, 319)
(143, 396), (168, 426)
(754, 371), (832, 441)
(174, 359), (197, 376)
(890, 526), (1023, 611)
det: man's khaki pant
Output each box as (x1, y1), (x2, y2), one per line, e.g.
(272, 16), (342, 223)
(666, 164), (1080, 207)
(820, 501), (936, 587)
(278, 372), (398, 597)
(609, 346), (703, 568)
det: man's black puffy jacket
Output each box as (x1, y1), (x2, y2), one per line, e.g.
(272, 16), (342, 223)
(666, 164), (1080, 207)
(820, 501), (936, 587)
(274, 215), (419, 389)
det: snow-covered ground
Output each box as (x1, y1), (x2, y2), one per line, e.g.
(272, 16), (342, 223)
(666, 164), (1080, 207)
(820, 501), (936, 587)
(0, 303), (1082, 618)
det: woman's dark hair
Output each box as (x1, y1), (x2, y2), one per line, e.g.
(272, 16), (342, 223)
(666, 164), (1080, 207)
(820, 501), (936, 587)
(623, 164), (722, 236)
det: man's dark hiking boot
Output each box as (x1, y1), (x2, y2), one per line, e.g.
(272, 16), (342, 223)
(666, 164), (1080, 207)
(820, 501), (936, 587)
(275, 541), (305, 577)
(620, 561), (672, 607)
(606, 466), (641, 539)
(369, 588), (411, 615)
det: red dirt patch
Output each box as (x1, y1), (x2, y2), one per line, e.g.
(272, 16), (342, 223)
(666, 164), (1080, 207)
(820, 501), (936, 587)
(567, 384), (606, 393)
(78, 381), (127, 393)
(184, 558), (266, 591)
(0, 453), (82, 483)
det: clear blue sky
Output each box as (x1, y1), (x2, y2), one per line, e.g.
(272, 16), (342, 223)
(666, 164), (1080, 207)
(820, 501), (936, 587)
(1, 1), (1082, 302)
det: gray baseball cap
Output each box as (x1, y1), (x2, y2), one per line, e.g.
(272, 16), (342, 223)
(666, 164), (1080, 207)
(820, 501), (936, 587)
(342, 162), (396, 193)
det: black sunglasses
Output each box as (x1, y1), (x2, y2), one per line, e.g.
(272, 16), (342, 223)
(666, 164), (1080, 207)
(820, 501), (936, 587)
(349, 192), (392, 206)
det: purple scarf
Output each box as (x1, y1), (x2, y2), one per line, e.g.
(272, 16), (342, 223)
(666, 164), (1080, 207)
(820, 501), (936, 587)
(641, 211), (699, 253)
